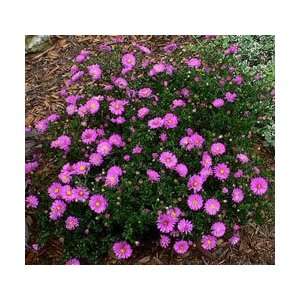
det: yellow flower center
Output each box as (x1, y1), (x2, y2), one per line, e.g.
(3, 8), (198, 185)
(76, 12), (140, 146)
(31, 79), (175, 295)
(79, 165), (85, 171)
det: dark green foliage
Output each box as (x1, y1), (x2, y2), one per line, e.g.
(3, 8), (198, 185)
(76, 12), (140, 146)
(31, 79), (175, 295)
(27, 36), (274, 264)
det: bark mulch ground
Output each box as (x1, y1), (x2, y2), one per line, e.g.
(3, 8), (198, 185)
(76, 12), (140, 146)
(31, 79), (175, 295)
(25, 35), (275, 265)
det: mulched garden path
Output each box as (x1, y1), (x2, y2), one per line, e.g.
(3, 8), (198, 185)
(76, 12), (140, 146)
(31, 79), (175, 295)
(25, 35), (274, 265)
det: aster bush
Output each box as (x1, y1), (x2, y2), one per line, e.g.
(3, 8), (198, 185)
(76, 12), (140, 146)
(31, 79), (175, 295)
(25, 36), (274, 264)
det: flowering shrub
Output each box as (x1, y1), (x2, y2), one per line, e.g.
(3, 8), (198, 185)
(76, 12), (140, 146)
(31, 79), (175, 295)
(26, 36), (274, 264)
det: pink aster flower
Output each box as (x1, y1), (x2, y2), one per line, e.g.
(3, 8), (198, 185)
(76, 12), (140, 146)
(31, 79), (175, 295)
(47, 114), (60, 122)
(87, 64), (102, 81)
(137, 107), (150, 119)
(51, 135), (71, 152)
(97, 140), (112, 156)
(74, 161), (90, 175)
(138, 87), (152, 98)
(173, 240), (189, 254)
(157, 213), (176, 233)
(179, 136), (190, 150)
(89, 194), (108, 214)
(103, 84), (113, 91)
(233, 224), (240, 232)
(48, 182), (62, 199)
(25, 195), (39, 208)
(199, 167), (213, 181)
(78, 104), (88, 117)
(86, 98), (100, 114)
(222, 187), (229, 194)
(250, 177), (268, 195)
(109, 134), (124, 148)
(62, 162), (75, 174)
(166, 207), (182, 221)
(49, 200), (67, 221)
(122, 53), (136, 68)
(225, 43), (239, 55)
(234, 169), (244, 178)
(66, 258), (80, 265)
(35, 119), (48, 133)
(171, 99), (186, 109)
(201, 151), (212, 168)
(147, 169), (160, 182)
(113, 241), (133, 260)
(159, 151), (178, 169)
(123, 154), (131, 161)
(65, 94), (81, 105)
(104, 174), (119, 188)
(204, 198), (221, 216)
(61, 185), (76, 203)
(149, 63), (165, 76)
(81, 128), (97, 144)
(65, 216), (79, 231)
(180, 88), (190, 98)
(163, 113), (178, 129)
(136, 44), (151, 54)
(66, 104), (77, 115)
(212, 98), (224, 108)
(225, 92), (237, 103)
(107, 166), (123, 177)
(160, 235), (170, 248)
(187, 194), (203, 211)
(232, 75), (244, 85)
(214, 163), (230, 181)
(109, 100), (126, 115)
(186, 58), (201, 68)
(98, 43), (112, 52)
(175, 163), (188, 177)
(160, 133), (168, 142)
(201, 235), (217, 250)
(232, 187), (245, 203)
(210, 142), (226, 156)
(74, 186), (89, 202)
(177, 219), (193, 234)
(111, 116), (126, 124)
(148, 117), (164, 129)
(189, 133), (205, 148)
(132, 145), (143, 154)
(237, 153), (249, 164)
(75, 50), (89, 63)
(229, 235), (240, 246)
(71, 70), (84, 82)
(188, 175), (204, 192)
(58, 171), (72, 184)
(165, 64), (175, 75)
(70, 65), (79, 75)
(113, 77), (128, 89)
(25, 161), (39, 174)
(164, 43), (177, 54)
(89, 152), (103, 166)
(211, 222), (226, 237)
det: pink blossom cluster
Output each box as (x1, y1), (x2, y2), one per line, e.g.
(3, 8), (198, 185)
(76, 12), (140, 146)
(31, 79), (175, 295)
(157, 207), (193, 255)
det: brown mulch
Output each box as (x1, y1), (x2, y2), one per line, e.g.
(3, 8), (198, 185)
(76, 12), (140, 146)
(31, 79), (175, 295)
(25, 35), (274, 265)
